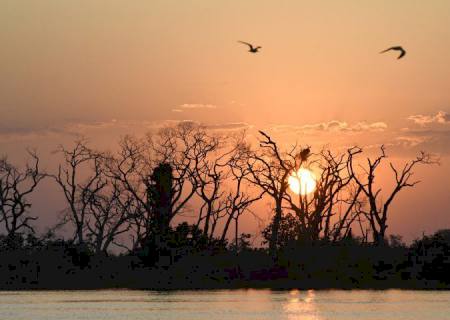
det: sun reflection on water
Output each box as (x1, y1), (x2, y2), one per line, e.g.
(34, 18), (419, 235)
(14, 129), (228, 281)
(284, 290), (322, 320)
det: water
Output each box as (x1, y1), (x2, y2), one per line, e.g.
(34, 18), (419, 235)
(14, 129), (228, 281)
(0, 289), (449, 320)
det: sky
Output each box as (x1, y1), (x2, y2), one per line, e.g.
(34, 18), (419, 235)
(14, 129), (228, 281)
(1, 0), (449, 242)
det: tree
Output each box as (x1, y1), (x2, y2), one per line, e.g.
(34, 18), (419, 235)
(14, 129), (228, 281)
(246, 131), (305, 253)
(83, 178), (132, 254)
(193, 145), (228, 240)
(147, 163), (173, 237)
(261, 211), (299, 248)
(220, 141), (262, 248)
(102, 135), (153, 250)
(350, 145), (436, 245)
(0, 151), (44, 242)
(151, 122), (220, 223)
(51, 139), (103, 246)
(282, 147), (363, 243)
(105, 122), (221, 250)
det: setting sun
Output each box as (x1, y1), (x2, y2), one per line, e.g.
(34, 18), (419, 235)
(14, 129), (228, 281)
(288, 168), (317, 195)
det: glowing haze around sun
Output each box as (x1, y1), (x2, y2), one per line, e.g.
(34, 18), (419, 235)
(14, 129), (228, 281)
(288, 168), (317, 195)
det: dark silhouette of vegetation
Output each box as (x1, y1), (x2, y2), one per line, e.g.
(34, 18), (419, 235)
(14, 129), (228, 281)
(0, 123), (446, 290)
(349, 145), (435, 245)
(0, 150), (44, 245)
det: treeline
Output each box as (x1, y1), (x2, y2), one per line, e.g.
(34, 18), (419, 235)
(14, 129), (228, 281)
(0, 227), (449, 289)
(0, 122), (448, 289)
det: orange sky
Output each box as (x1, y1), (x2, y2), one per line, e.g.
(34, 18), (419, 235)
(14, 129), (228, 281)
(1, 1), (449, 241)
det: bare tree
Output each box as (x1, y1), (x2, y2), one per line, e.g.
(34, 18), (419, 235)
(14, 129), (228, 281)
(151, 122), (220, 222)
(246, 132), (366, 247)
(327, 183), (364, 242)
(349, 145), (436, 245)
(193, 145), (228, 239)
(246, 131), (306, 253)
(192, 135), (258, 241)
(102, 135), (153, 249)
(0, 151), (44, 240)
(220, 143), (263, 247)
(105, 122), (221, 249)
(282, 147), (362, 243)
(51, 139), (103, 246)
(83, 178), (133, 254)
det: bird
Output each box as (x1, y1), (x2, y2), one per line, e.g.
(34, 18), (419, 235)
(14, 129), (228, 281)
(299, 147), (310, 161)
(379, 46), (406, 59)
(238, 41), (261, 53)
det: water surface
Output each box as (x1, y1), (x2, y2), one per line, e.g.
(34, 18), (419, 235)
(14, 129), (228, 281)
(0, 289), (449, 320)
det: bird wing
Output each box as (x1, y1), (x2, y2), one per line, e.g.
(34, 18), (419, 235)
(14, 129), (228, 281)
(238, 41), (254, 50)
(379, 47), (396, 54)
(397, 49), (406, 59)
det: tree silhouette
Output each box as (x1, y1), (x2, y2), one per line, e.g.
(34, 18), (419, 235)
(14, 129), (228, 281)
(282, 148), (362, 243)
(51, 139), (103, 247)
(0, 150), (44, 244)
(83, 178), (132, 254)
(104, 123), (222, 250)
(220, 139), (262, 247)
(0, 125), (447, 290)
(245, 131), (308, 253)
(350, 145), (437, 245)
(147, 162), (173, 237)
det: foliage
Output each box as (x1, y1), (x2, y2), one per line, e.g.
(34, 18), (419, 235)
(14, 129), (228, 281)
(0, 124), (445, 289)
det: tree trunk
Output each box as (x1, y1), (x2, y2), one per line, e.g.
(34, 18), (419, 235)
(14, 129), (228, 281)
(375, 223), (387, 246)
(269, 197), (283, 255)
(221, 211), (234, 242)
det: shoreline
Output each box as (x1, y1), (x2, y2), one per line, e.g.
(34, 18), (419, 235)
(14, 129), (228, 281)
(2, 281), (449, 291)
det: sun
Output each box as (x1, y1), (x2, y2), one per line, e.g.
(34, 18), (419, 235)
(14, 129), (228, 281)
(288, 168), (317, 195)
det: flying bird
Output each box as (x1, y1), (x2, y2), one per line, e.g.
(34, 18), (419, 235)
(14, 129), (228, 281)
(379, 46), (406, 59)
(238, 41), (261, 53)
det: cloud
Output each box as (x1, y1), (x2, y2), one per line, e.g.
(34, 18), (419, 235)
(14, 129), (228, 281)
(0, 119), (155, 142)
(271, 120), (388, 134)
(205, 122), (253, 131)
(400, 110), (450, 153)
(63, 119), (120, 132)
(407, 110), (450, 126)
(0, 126), (67, 142)
(395, 136), (430, 148)
(0, 118), (255, 143)
(172, 103), (218, 112)
(393, 128), (450, 155)
(349, 121), (388, 132)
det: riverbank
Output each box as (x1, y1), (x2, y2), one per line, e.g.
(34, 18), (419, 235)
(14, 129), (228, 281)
(1, 246), (449, 290)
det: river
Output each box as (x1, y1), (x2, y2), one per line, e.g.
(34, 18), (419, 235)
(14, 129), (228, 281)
(0, 289), (449, 319)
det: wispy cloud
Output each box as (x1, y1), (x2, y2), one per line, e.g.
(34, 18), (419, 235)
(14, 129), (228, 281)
(172, 103), (218, 113)
(401, 111), (450, 154)
(0, 126), (68, 142)
(2, 117), (449, 156)
(395, 135), (430, 148)
(206, 122), (253, 131)
(407, 110), (450, 126)
(392, 127), (450, 155)
(0, 119), (156, 141)
(63, 119), (119, 132)
(271, 120), (388, 134)
(0, 118), (254, 142)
